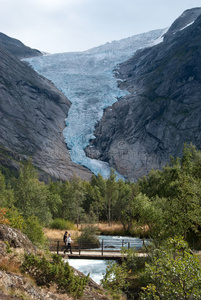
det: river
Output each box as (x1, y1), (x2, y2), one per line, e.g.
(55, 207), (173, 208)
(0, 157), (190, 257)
(67, 235), (148, 284)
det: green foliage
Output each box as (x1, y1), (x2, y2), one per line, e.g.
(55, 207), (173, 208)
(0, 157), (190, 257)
(0, 170), (14, 207)
(65, 220), (77, 230)
(14, 159), (52, 225)
(121, 247), (150, 273)
(5, 207), (26, 230)
(68, 175), (85, 227)
(50, 218), (67, 230)
(101, 261), (129, 299)
(21, 253), (89, 298)
(139, 237), (201, 299)
(23, 216), (46, 246)
(138, 144), (201, 243)
(4, 241), (12, 253)
(105, 169), (118, 226)
(46, 181), (62, 218)
(77, 225), (100, 247)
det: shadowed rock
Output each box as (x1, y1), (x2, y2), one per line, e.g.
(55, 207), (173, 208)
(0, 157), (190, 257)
(86, 8), (201, 180)
(0, 42), (92, 180)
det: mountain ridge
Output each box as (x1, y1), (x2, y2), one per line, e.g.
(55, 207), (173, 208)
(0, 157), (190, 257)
(1, 8), (201, 181)
(25, 28), (165, 179)
(85, 7), (201, 180)
(0, 38), (92, 181)
(0, 32), (43, 59)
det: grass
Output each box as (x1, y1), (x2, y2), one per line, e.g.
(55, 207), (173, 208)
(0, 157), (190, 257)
(0, 256), (21, 274)
(43, 228), (80, 242)
(44, 223), (150, 245)
(44, 222), (128, 243)
(95, 222), (125, 236)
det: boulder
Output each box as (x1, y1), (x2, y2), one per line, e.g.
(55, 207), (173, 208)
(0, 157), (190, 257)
(0, 225), (36, 252)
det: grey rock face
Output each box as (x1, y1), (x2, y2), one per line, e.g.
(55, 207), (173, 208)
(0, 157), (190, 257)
(0, 45), (91, 180)
(0, 224), (36, 252)
(86, 8), (201, 180)
(0, 32), (43, 59)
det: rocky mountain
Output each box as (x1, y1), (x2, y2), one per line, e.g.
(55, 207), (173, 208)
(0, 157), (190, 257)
(0, 32), (43, 59)
(25, 28), (165, 179)
(0, 39), (92, 180)
(86, 7), (201, 180)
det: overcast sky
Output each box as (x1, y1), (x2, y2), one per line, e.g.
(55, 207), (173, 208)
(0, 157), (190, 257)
(1, 0), (201, 53)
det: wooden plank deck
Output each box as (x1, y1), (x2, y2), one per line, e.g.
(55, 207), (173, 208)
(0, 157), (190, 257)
(59, 250), (126, 260)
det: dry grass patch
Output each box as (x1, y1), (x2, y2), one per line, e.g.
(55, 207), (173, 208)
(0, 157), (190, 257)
(96, 223), (125, 235)
(43, 228), (80, 242)
(0, 256), (21, 274)
(44, 223), (126, 243)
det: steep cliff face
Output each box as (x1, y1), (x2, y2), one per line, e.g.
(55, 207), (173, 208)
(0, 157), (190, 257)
(0, 32), (42, 59)
(86, 8), (201, 180)
(0, 43), (91, 180)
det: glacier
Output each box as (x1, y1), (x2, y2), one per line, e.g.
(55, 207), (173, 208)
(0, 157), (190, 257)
(25, 29), (165, 179)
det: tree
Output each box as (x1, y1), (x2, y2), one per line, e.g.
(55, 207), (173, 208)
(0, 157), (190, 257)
(0, 170), (14, 207)
(68, 175), (85, 228)
(14, 160), (52, 225)
(90, 173), (106, 222)
(105, 169), (118, 226)
(164, 174), (201, 240)
(89, 186), (104, 223)
(140, 237), (201, 299)
(57, 180), (72, 219)
(116, 180), (141, 231)
(138, 144), (201, 242)
(47, 181), (62, 219)
(101, 260), (129, 299)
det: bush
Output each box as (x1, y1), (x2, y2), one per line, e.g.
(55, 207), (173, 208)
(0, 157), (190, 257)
(101, 261), (129, 299)
(139, 237), (201, 299)
(66, 220), (77, 230)
(23, 215), (46, 246)
(5, 207), (25, 230)
(50, 219), (76, 230)
(77, 225), (100, 248)
(50, 218), (67, 230)
(21, 253), (89, 298)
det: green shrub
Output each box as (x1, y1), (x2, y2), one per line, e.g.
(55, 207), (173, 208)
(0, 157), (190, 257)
(23, 216), (46, 246)
(77, 225), (100, 248)
(50, 218), (67, 230)
(66, 220), (77, 230)
(101, 261), (129, 299)
(5, 207), (26, 231)
(21, 253), (89, 298)
(50, 219), (77, 230)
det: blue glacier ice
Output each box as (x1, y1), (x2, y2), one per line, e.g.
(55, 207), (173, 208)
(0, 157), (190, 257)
(25, 29), (165, 179)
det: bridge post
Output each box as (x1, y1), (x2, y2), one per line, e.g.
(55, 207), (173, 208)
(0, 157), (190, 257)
(57, 241), (59, 254)
(122, 239), (124, 247)
(101, 239), (104, 256)
(128, 242), (130, 249)
(79, 241), (82, 255)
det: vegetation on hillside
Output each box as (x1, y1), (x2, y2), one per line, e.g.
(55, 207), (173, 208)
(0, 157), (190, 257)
(21, 253), (89, 298)
(1, 143), (201, 298)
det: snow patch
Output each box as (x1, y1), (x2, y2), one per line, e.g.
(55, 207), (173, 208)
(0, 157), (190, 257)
(180, 21), (194, 31)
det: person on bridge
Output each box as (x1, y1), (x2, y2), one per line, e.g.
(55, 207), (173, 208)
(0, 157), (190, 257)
(63, 231), (68, 244)
(64, 233), (73, 254)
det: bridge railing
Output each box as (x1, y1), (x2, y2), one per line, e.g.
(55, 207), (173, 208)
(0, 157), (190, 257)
(48, 239), (133, 255)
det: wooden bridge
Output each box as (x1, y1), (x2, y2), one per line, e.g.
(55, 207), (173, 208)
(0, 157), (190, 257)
(48, 239), (147, 260)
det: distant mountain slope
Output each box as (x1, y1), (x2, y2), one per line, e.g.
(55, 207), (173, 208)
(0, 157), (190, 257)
(86, 7), (201, 180)
(0, 32), (43, 59)
(0, 43), (92, 180)
(25, 28), (164, 179)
